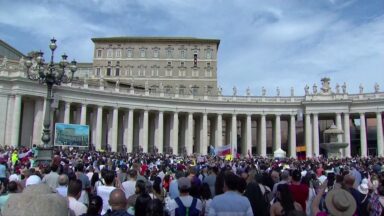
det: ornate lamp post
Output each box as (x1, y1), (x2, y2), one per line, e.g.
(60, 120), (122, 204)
(25, 38), (77, 162)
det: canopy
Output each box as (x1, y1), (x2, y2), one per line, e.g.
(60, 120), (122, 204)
(274, 148), (286, 158)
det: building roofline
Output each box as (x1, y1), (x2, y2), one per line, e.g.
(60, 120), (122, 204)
(91, 36), (220, 48)
(0, 40), (26, 58)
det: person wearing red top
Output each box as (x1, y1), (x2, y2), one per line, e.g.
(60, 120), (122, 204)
(288, 170), (309, 211)
(140, 163), (148, 176)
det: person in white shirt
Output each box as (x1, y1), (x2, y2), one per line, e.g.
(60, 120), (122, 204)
(68, 179), (87, 216)
(97, 170), (116, 214)
(56, 174), (68, 197)
(122, 169), (137, 199)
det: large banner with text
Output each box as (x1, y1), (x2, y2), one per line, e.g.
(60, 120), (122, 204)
(54, 123), (89, 148)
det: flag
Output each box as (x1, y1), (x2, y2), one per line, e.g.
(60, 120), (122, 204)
(19, 149), (32, 159)
(215, 144), (231, 157)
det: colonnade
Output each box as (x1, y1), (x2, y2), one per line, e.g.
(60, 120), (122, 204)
(3, 93), (384, 158)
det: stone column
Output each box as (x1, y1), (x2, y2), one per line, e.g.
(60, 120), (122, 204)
(127, 109), (134, 153)
(231, 114), (237, 155)
(360, 113), (367, 157)
(305, 113), (312, 158)
(274, 114), (281, 151)
(157, 111), (164, 153)
(289, 114), (296, 158)
(313, 113), (319, 157)
(246, 114), (252, 156)
(96, 106), (103, 151)
(32, 98), (44, 145)
(336, 113), (343, 143)
(111, 107), (118, 152)
(377, 112), (384, 157)
(80, 104), (87, 125)
(11, 95), (22, 148)
(201, 113), (208, 155)
(172, 112), (179, 154)
(64, 101), (71, 124)
(343, 113), (351, 157)
(187, 113), (193, 155)
(260, 114), (267, 157)
(215, 114), (222, 148)
(142, 110), (149, 153)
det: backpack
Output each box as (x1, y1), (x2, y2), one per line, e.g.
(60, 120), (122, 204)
(262, 185), (271, 216)
(174, 197), (200, 216)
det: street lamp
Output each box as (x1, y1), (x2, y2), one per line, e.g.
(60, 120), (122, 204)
(25, 38), (77, 162)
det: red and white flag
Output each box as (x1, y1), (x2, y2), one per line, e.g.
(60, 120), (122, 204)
(215, 144), (231, 156)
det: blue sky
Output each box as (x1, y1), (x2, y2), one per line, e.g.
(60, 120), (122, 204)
(0, 0), (383, 96)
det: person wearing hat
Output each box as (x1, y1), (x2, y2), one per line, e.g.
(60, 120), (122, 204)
(312, 180), (357, 216)
(166, 177), (203, 216)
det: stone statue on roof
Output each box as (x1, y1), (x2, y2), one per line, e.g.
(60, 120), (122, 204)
(233, 86), (237, 96)
(290, 87), (294, 97)
(342, 82), (347, 94)
(313, 83), (318, 94)
(320, 77), (332, 94)
(304, 85), (309, 95)
(374, 83), (380, 93)
(276, 87), (280, 96)
(217, 86), (222, 96)
(335, 83), (340, 94)
(262, 87), (266, 96)
(359, 84), (364, 94)
(246, 87), (251, 96)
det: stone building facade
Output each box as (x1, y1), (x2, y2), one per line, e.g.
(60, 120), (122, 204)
(91, 37), (220, 96)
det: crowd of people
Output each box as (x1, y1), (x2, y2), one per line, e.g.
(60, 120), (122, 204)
(0, 145), (384, 216)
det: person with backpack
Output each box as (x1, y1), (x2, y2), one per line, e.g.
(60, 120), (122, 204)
(166, 177), (203, 216)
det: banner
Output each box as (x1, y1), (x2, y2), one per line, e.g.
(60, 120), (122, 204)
(215, 144), (231, 157)
(54, 123), (89, 147)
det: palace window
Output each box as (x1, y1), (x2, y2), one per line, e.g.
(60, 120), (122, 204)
(206, 49), (212, 59)
(153, 50), (159, 58)
(116, 49), (122, 58)
(151, 69), (159, 77)
(106, 68), (111, 76)
(179, 70), (186, 77)
(97, 50), (102, 58)
(165, 69), (172, 77)
(205, 70), (212, 77)
(127, 49), (133, 58)
(180, 62), (185, 67)
(115, 68), (120, 76)
(180, 50), (186, 59)
(165, 86), (172, 94)
(179, 85), (186, 95)
(193, 54), (198, 67)
(192, 86), (199, 96)
(166, 50), (172, 58)
(95, 68), (101, 76)
(140, 49), (146, 58)
(107, 49), (113, 58)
